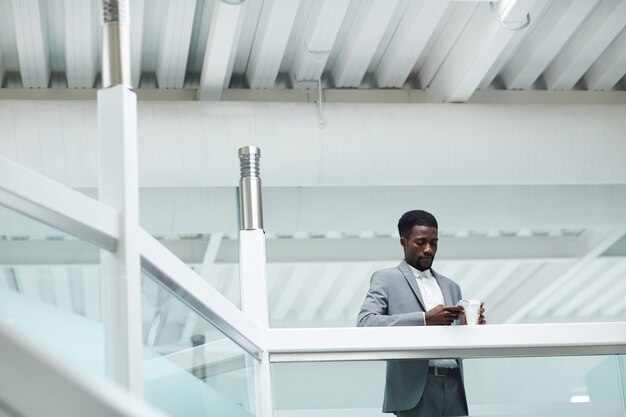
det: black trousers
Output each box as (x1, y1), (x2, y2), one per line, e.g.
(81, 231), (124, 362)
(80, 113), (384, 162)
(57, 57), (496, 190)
(396, 367), (468, 417)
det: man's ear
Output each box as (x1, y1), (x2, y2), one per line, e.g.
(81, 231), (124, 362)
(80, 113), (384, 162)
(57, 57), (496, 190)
(400, 236), (407, 247)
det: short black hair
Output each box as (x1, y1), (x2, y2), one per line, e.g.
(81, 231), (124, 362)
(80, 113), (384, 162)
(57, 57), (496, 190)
(398, 210), (438, 238)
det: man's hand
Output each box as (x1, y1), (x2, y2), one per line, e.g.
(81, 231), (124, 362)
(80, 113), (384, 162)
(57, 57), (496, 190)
(477, 301), (486, 325)
(425, 305), (464, 325)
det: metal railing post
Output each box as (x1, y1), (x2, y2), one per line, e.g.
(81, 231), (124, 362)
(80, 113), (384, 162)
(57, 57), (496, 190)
(237, 145), (273, 417)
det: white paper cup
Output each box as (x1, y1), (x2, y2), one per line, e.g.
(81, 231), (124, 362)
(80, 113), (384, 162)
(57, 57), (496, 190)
(457, 300), (481, 325)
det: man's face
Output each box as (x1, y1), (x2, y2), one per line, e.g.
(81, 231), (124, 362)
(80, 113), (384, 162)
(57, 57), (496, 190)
(401, 225), (438, 271)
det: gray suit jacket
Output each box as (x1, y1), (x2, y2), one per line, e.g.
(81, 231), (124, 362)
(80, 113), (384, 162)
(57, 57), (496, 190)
(357, 260), (468, 413)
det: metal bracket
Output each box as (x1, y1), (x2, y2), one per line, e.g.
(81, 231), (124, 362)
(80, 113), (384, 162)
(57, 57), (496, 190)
(315, 78), (325, 128)
(489, 2), (531, 31)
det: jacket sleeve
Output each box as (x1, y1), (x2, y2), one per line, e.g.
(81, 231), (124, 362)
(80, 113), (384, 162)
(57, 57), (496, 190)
(356, 271), (425, 327)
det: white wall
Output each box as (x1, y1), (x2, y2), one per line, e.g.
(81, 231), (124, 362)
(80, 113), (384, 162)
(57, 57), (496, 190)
(0, 101), (624, 189)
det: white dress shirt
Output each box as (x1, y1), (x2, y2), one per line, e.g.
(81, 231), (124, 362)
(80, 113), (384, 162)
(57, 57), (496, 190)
(408, 264), (458, 368)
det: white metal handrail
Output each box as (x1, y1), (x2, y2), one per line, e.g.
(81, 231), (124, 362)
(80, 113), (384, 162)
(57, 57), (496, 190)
(267, 322), (626, 362)
(139, 228), (265, 359)
(0, 324), (168, 417)
(0, 154), (119, 251)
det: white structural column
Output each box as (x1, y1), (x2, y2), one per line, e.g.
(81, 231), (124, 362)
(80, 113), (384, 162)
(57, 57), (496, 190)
(64, 0), (98, 88)
(11, 0), (51, 88)
(544, 0), (626, 90)
(375, 1), (448, 88)
(290, 0), (350, 87)
(156, 0), (196, 88)
(585, 29), (626, 90)
(98, 85), (142, 395)
(239, 230), (273, 417)
(332, 0), (399, 88)
(427, 0), (535, 102)
(246, 0), (301, 89)
(130, 0), (145, 87)
(198, 1), (247, 100)
(502, 0), (598, 89)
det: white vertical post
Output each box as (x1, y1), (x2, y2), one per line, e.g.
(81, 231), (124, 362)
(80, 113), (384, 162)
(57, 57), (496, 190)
(98, 84), (142, 396)
(240, 230), (273, 417)
(238, 146), (273, 417)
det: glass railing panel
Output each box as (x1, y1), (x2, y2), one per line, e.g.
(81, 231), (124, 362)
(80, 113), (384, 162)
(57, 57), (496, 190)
(465, 355), (625, 417)
(0, 206), (108, 379)
(142, 269), (257, 417)
(138, 186), (241, 309)
(271, 354), (626, 417)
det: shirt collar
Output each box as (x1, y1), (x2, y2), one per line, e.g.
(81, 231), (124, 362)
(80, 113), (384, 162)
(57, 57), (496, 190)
(407, 263), (433, 279)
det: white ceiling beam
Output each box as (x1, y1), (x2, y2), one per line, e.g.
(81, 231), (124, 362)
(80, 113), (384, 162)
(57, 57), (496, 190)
(601, 265), (626, 316)
(529, 258), (610, 318)
(291, 0), (350, 87)
(419, 2), (478, 89)
(478, 0), (550, 89)
(427, 0), (536, 102)
(578, 258), (626, 316)
(246, 0), (301, 89)
(271, 264), (311, 321)
(554, 260), (626, 317)
(11, 0), (51, 88)
(585, 29), (626, 91)
(198, 1), (246, 100)
(331, 0), (400, 88)
(323, 263), (372, 321)
(376, 1), (448, 88)
(544, 0), (626, 91)
(297, 263), (344, 322)
(456, 262), (492, 297)
(130, 0), (145, 88)
(502, 0), (599, 90)
(505, 228), (626, 323)
(473, 261), (520, 301)
(230, 0), (263, 76)
(64, 0), (98, 88)
(156, 0), (196, 88)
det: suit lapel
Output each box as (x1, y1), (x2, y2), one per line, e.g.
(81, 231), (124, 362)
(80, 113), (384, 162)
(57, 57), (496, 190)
(432, 269), (454, 306)
(398, 260), (426, 311)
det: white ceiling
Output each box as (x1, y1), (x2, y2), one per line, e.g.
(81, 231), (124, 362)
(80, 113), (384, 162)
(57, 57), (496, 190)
(1, 0), (626, 332)
(0, 0), (624, 98)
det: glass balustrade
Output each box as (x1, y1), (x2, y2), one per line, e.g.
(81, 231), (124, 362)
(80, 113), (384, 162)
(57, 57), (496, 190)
(0, 206), (108, 379)
(142, 269), (258, 417)
(0, 204), (259, 417)
(271, 354), (626, 417)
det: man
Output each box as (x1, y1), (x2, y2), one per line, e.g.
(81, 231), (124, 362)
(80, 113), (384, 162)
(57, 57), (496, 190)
(357, 210), (486, 417)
